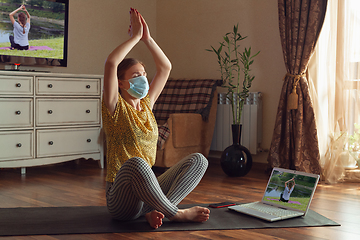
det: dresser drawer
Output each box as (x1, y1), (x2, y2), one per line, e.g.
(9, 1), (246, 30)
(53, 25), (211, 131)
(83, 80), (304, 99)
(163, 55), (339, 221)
(0, 98), (33, 128)
(36, 77), (101, 96)
(0, 131), (33, 160)
(36, 99), (100, 126)
(37, 127), (101, 157)
(0, 76), (33, 95)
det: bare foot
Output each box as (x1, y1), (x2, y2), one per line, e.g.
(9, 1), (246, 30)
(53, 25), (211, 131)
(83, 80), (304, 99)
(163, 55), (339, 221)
(169, 206), (210, 223)
(145, 210), (165, 229)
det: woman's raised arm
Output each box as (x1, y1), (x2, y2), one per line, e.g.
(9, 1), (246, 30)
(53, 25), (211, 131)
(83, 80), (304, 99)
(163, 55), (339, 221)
(138, 12), (171, 108)
(9, 5), (23, 25)
(103, 8), (143, 115)
(22, 5), (31, 23)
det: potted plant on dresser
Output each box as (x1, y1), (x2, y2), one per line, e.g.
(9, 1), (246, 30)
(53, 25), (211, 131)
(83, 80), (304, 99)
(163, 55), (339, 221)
(207, 24), (260, 177)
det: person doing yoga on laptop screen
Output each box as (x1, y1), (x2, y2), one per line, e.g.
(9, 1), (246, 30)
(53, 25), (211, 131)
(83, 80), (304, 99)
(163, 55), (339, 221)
(9, 5), (31, 50)
(279, 177), (296, 202)
(102, 8), (210, 229)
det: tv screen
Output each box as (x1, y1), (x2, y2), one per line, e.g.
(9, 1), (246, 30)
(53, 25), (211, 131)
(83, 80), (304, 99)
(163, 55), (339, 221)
(0, 0), (68, 68)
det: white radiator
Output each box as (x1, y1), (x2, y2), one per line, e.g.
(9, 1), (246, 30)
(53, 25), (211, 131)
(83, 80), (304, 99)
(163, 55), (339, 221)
(211, 92), (262, 154)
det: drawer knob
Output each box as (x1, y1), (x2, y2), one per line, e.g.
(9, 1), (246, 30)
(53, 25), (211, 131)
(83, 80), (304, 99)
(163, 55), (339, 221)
(48, 141), (54, 145)
(16, 83), (21, 87)
(87, 139), (91, 143)
(86, 85), (91, 89)
(48, 110), (53, 114)
(86, 109), (91, 113)
(48, 84), (53, 88)
(16, 143), (22, 148)
(15, 110), (21, 115)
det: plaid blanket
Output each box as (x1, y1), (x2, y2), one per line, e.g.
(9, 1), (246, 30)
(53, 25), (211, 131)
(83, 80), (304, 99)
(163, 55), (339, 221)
(157, 122), (170, 149)
(154, 79), (220, 148)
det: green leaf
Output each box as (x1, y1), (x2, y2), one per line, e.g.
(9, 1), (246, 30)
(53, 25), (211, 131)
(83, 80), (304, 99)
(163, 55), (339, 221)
(233, 24), (238, 35)
(245, 47), (250, 57)
(250, 51), (261, 59)
(218, 44), (223, 53)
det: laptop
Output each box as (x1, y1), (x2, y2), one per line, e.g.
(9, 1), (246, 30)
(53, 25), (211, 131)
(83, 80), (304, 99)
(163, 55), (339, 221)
(228, 167), (320, 222)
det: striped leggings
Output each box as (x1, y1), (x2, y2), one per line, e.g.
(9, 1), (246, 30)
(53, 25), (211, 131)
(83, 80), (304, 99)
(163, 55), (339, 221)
(106, 153), (208, 220)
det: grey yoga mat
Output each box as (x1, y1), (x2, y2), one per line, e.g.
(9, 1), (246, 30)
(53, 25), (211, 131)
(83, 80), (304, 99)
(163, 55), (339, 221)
(0, 204), (340, 236)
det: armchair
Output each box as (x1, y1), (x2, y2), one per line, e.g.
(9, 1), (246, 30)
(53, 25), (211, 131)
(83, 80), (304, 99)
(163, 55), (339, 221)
(153, 79), (219, 168)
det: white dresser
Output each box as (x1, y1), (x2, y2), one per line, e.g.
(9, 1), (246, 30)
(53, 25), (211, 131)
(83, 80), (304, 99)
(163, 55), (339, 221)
(0, 71), (104, 174)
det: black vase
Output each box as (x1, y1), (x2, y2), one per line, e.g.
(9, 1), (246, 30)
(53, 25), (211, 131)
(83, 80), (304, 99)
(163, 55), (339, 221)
(220, 124), (252, 177)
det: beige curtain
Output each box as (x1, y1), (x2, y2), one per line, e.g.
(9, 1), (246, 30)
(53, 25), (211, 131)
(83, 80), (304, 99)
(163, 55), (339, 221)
(309, 0), (360, 183)
(267, 0), (327, 174)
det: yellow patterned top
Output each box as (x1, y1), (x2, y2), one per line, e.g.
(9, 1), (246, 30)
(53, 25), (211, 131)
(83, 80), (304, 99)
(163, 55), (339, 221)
(102, 94), (158, 182)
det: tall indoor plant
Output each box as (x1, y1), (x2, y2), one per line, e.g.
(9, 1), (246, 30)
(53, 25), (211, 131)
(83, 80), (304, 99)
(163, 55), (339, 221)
(207, 24), (260, 177)
(207, 24), (260, 125)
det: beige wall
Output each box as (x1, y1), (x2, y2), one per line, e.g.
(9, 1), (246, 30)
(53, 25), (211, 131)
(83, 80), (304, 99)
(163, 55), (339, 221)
(3, 0), (286, 162)
(55, 0), (158, 77)
(156, 0), (285, 161)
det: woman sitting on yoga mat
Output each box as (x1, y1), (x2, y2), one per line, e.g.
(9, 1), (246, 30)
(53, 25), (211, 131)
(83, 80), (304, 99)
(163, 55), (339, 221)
(102, 8), (210, 229)
(9, 5), (31, 50)
(279, 178), (296, 202)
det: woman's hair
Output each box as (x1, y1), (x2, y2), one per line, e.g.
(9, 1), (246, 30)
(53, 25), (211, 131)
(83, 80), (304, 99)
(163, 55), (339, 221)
(18, 12), (26, 34)
(288, 181), (294, 189)
(117, 58), (145, 80)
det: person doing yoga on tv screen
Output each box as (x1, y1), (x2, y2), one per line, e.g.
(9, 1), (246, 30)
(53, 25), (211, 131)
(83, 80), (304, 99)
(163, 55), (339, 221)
(279, 177), (296, 202)
(102, 8), (210, 229)
(9, 5), (31, 50)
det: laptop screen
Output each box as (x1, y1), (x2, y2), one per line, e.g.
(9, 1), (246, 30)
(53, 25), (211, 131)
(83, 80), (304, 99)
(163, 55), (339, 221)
(261, 168), (320, 213)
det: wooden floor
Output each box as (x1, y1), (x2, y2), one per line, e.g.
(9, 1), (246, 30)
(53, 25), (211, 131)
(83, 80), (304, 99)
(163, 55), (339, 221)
(0, 157), (359, 240)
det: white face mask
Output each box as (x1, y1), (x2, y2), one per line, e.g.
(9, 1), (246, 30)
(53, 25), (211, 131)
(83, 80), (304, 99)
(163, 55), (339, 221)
(126, 76), (149, 99)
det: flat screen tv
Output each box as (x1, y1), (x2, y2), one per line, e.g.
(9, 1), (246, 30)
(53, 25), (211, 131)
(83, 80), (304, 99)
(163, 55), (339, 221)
(0, 0), (68, 69)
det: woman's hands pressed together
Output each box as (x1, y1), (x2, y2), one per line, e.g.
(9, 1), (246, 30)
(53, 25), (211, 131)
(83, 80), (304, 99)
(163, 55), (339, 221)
(139, 12), (151, 42)
(128, 8), (152, 42)
(128, 8), (143, 40)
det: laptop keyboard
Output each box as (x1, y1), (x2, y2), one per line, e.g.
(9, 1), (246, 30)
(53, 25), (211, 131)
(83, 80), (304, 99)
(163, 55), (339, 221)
(240, 202), (302, 218)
